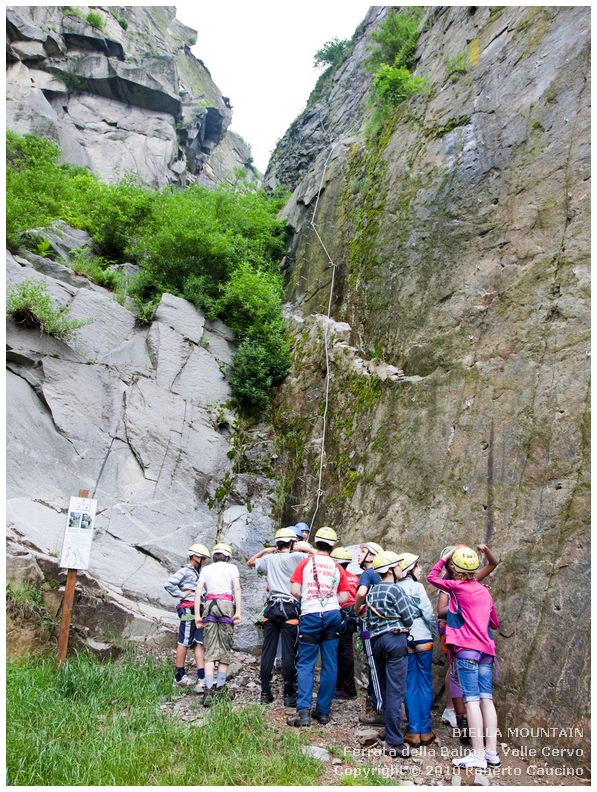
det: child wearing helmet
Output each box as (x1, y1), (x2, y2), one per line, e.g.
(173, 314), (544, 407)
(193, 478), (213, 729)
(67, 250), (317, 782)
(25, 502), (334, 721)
(247, 528), (314, 706)
(330, 547), (359, 700)
(395, 553), (437, 749)
(164, 543), (210, 689)
(428, 546), (501, 772)
(437, 544), (499, 738)
(354, 540), (384, 724)
(194, 543), (241, 705)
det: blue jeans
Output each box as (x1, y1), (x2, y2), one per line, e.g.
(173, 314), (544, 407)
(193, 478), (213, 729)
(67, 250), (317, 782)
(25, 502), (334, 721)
(296, 610), (342, 714)
(456, 655), (494, 703)
(371, 631), (408, 746)
(406, 646), (433, 733)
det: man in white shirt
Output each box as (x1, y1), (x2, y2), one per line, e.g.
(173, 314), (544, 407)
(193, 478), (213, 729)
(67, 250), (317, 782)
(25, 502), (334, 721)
(195, 543), (241, 705)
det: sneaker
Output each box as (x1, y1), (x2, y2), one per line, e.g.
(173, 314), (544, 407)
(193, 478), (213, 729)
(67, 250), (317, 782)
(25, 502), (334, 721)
(420, 732), (436, 746)
(194, 680), (205, 695)
(202, 689), (214, 707)
(260, 691), (274, 704)
(311, 710), (330, 725)
(485, 752), (501, 768)
(441, 707), (457, 728)
(452, 751), (487, 771)
(287, 708), (311, 727)
(384, 743), (411, 759)
(173, 674), (196, 688)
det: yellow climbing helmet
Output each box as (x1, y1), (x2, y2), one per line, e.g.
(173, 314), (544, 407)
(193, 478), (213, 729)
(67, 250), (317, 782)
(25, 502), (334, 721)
(275, 527), (298, 543)
(372, 550), (401, 573)
(397, 552), (420, 574)
(362, 541), (384, 556)
(330, 546), (353, 562)
(211, 543), (233, 559)
(188, 543), (210, 559)
(313, 526), (337, 546)
(451, 546), (480, 572)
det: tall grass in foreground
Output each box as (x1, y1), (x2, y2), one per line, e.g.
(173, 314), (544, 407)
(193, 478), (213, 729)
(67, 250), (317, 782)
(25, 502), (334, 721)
(7, 652), (322, 786)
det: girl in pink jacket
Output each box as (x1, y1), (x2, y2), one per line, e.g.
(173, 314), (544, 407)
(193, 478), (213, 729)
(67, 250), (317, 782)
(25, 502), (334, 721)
(428, 546), (500, 773)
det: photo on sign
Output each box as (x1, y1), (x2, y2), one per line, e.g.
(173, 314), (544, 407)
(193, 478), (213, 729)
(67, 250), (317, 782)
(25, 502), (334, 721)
(80, 513), (93, 529)
(68, 511), (82, 528)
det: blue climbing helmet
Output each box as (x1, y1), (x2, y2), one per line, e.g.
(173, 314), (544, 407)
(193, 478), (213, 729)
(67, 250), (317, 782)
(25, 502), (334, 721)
(295, 521), (310, 537)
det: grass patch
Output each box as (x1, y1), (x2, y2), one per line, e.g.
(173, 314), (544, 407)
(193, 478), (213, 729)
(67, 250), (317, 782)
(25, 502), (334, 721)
(7, 652), (323, 786)
(6, 279), (90, 342)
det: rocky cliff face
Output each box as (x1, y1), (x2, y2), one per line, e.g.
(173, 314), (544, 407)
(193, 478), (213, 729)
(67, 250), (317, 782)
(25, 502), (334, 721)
(269, 6), (590, 753)
(6, 225), (275, 652)
(6, 6), (256, 187)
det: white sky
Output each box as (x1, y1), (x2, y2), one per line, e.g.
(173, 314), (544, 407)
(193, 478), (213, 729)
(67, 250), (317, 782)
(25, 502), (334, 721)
(175, 2), (372, 172)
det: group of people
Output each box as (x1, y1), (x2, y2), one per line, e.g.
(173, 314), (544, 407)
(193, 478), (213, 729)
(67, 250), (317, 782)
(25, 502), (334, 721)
(165, 525), (501, 772)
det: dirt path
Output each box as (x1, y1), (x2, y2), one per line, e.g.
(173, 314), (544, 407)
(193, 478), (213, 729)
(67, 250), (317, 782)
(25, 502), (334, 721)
(161, 651), (589, 787)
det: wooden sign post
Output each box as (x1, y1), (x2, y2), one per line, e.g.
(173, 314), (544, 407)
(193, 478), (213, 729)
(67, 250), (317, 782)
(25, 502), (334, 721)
(56, 488), (92, 667)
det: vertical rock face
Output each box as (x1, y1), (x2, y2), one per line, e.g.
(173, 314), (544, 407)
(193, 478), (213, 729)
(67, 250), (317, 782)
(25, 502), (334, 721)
(6, 6), (257, 187)
(271, 7), (590, 753)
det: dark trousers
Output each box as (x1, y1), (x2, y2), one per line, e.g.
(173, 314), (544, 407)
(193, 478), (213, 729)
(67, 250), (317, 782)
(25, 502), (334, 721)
(260, 618), (297, 695)
(336, 612), (357, 696)
(371, 631), (408, 746)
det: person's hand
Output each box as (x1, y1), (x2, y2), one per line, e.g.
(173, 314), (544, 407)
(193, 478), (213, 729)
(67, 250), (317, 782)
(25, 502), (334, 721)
(442, 547), (455, 562)
(195, 619), (204, 628)
(475, 544), (488, 555)
(233, 614), (241, 625)
(184, 590), (195, 598)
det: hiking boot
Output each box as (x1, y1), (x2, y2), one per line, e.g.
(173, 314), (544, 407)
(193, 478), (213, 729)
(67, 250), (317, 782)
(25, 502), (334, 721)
(260, 691), (274, 704)
(311, 709), (330, 725)
(173, 674), (195, 688)
(359, 711), (385, 725)
(452, 751), (487, 772)
(194, 680), (205, 695)
(287, 708), (311, 727)
(384, 743), (411, 759)
(441, 707), (457, 728)
(404, 733), (421, 747)
(202, 689), (214, 707)
(456, 716), (471, 745)
(420, 732), (436, 746)
(283, 694), (297, 708)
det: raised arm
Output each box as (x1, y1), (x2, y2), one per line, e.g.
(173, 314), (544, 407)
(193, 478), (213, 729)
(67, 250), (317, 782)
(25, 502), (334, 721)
(475, 544), (499, 582)
(427, 556), (461, 593)
(247, 546), (276, 567)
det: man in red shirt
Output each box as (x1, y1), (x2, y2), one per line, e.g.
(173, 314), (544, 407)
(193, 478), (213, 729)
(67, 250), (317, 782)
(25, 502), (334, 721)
(287, 527), (350, 727)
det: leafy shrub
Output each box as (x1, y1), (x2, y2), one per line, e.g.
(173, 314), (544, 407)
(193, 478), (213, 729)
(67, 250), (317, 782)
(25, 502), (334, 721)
(366, 7), (424, 73)
(6, 131), (290, 410)
(61, 6), (83, 19)
(229, 341), (273, 411)
(314, 37), (352, 69)
(6, 279), (89, 342)
(372, 64), (427, 106)
(85, 10), (104, 30)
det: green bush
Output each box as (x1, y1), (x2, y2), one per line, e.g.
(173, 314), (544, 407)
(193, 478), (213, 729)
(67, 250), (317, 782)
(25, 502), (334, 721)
(314, 37), (352, 69)
(61, 7), (83, 19)
(366, 7), (424, 73)
(6, 131), (290, 410)
(230, 341), (273, 411)
(372, 64), (427, 106)
(85, 10), (104, 30)
(6, 279), (89, 342)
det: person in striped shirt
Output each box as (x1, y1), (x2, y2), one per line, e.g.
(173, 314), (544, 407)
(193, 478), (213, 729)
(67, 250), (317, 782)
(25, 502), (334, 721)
(366, 551), (415, 758)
